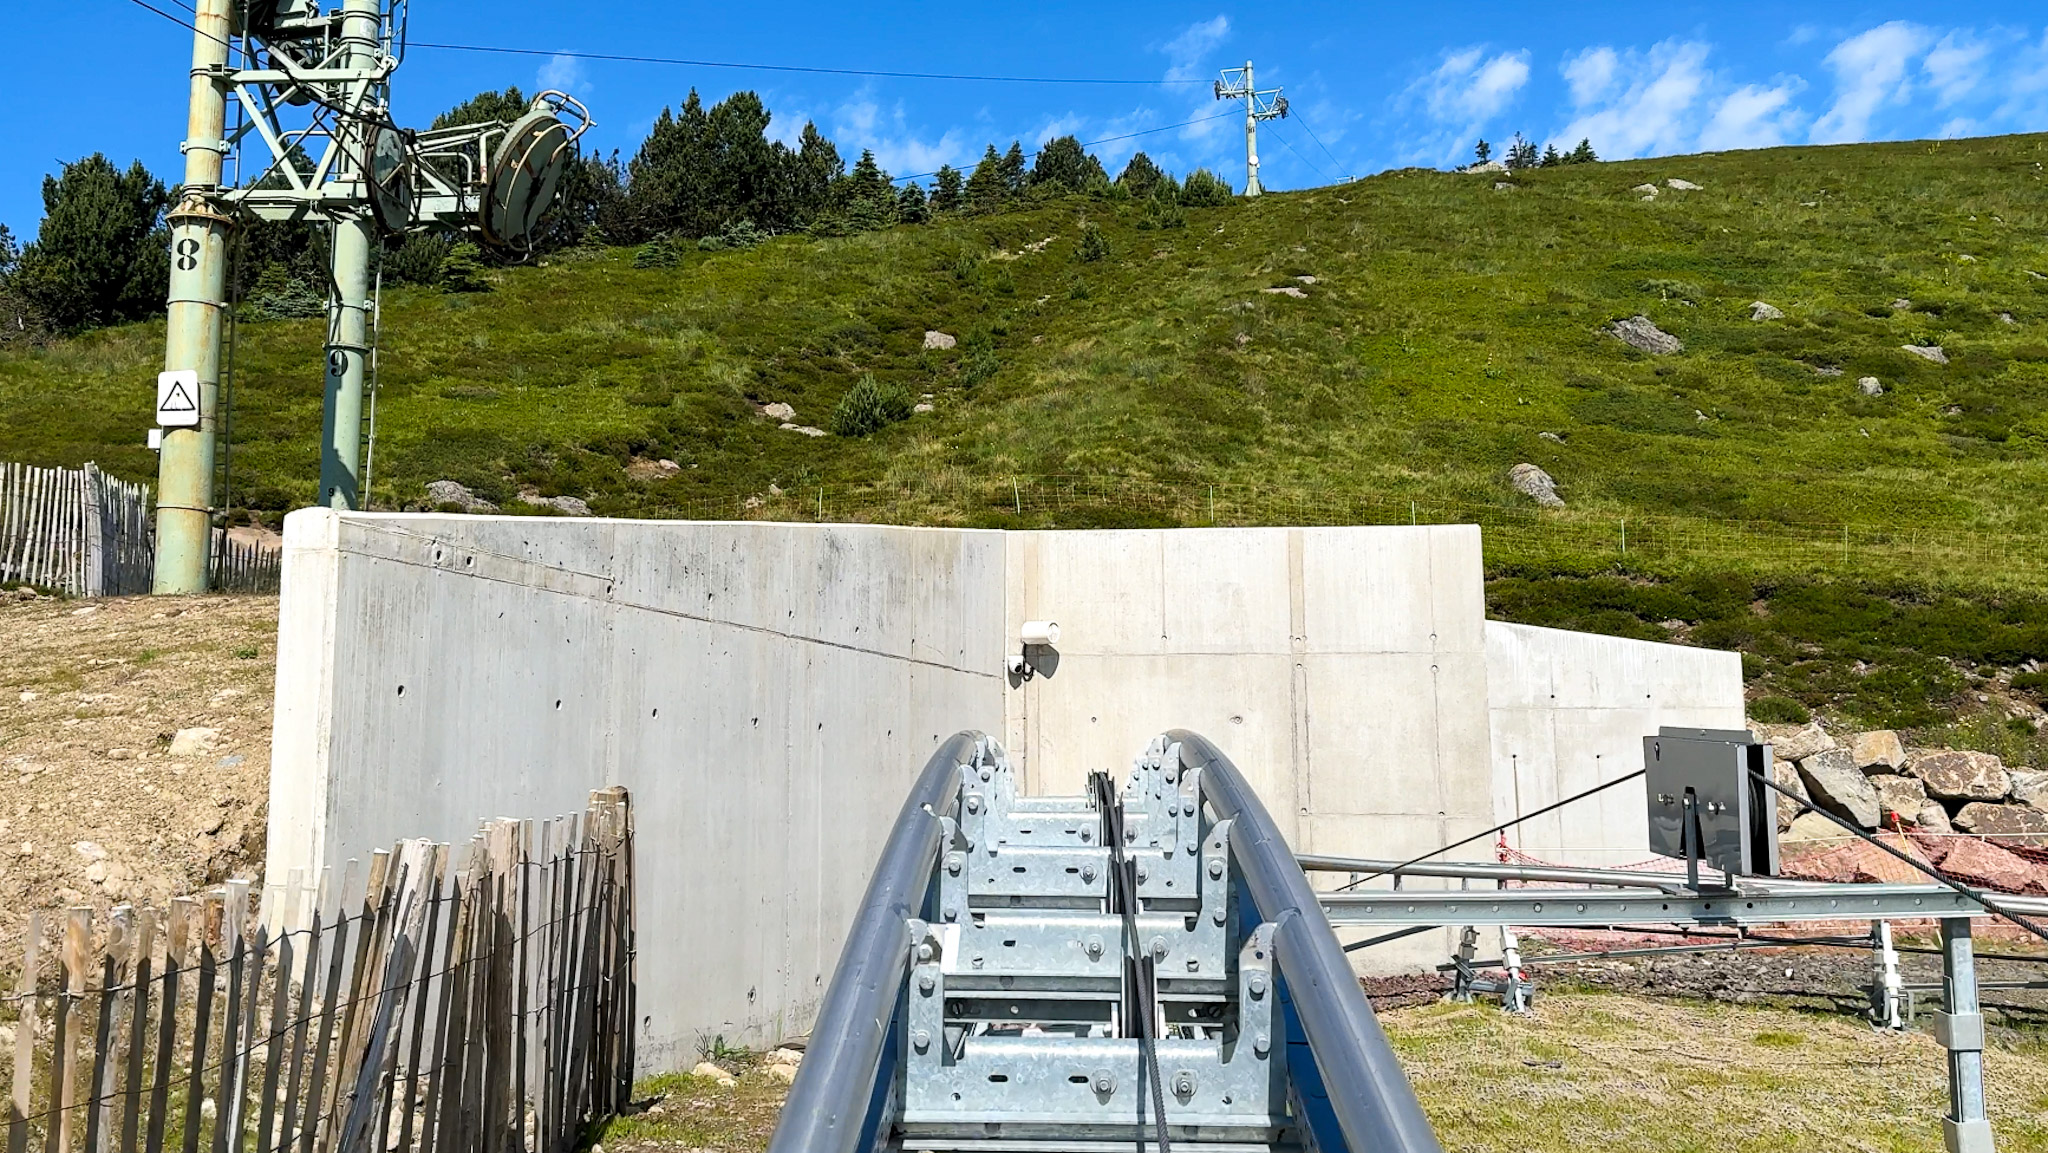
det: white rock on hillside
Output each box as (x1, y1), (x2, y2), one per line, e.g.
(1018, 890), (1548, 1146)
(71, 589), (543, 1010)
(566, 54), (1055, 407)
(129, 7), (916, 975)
(1902, 344), (1949, 364)
(762, 402), (796, 421)
(1607, 315), (1683, 355)
(1666, 179), (1703, 190)
(1858, 377), (1884, 396)
(425, 480), (498, 513)
(169, 728), (221, 758)
(1509, 463), (1564, 508)
(1748, 301), (1784, 321)
(923, 331), (958, 351)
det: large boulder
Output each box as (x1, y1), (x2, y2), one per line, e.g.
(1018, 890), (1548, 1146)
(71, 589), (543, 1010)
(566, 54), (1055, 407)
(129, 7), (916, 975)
(1953, 803), (2048, 847)
(1761, 722), (1835, 763)
(1771, 756), (1810, 830)
(1915, 802), (1955, 834)
(2009, 769), (2048, 812)
(1781, 811), (1849, 850)
(1509, 463), (1565, 508)
(1907, 749), (2010, 802)
(1867, 774), (1928, 824)
(1850, 730), (1905, 773)
(1796, 749), (1881, 829)
(1608, 315), (1683, 355)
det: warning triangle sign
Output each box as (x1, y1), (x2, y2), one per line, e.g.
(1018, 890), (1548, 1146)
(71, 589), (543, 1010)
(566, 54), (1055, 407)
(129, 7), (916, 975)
(160, 381), (196, 412)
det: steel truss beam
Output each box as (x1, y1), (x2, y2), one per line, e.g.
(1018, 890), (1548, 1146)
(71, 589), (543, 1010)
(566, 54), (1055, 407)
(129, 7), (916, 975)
(1319, 883), (1986, 928)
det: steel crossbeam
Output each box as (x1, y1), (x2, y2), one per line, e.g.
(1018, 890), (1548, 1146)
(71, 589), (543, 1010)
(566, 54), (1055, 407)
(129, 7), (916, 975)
(1319, 883), (1986, 927)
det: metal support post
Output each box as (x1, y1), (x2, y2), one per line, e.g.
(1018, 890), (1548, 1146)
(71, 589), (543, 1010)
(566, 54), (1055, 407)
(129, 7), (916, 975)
(1938, 917), (1994, 1153)
(1871, 920), (1904, 1030)
(1499, 927), (1531, 1013)
(318, 0), (384, 510)
(1449, 927), (1479, 1002)
(152, 0), (234, 593)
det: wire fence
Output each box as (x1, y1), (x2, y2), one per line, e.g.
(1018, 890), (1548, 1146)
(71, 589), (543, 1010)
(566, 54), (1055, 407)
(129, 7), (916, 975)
(2, 788), (635, 1153)
(642, 473), (2048, 591)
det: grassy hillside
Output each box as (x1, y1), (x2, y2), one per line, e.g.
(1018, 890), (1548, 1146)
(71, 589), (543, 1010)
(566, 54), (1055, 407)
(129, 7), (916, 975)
(7, 134), (2048, 747)
(7, 133), (2048, 538)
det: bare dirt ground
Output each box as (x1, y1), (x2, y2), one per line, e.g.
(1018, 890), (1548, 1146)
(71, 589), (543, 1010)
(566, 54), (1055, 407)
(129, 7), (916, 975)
(0, 591), (279, 952)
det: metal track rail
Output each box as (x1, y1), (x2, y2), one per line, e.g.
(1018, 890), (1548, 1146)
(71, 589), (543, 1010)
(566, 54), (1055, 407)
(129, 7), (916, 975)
(768, 731), (1446, 1153)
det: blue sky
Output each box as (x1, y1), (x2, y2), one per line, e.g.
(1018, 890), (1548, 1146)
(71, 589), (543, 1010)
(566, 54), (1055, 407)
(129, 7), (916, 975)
(9, 2), (2048, 237)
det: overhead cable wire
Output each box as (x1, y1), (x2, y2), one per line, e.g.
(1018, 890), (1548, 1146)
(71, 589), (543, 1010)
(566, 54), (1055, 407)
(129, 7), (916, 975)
(1750, 770), (2048, 946)
(1289, 107), (1345, 173)
(409, 40), (1211, 87)
(893, 110), (1239, 184)
(1268, 122), (1333, 183)
(1332, 769), (1650, 893)
(121, 0), (388, 133)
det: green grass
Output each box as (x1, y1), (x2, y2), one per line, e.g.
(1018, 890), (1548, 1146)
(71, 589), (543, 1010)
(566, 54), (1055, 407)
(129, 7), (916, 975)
(6, 133), (2048, 552)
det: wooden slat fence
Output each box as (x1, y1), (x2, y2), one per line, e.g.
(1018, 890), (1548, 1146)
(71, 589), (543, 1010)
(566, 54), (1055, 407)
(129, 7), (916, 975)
(0, 463), (279, 596)
(1, 788), (635, 1153)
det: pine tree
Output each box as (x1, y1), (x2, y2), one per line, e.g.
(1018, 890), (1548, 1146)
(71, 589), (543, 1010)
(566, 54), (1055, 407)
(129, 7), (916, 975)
(786, 122), (844, 227)
(1541, 144), (1562, 168)
(1569, 138), (1599, 165)
(1116, 152), (1167, 199)
(432, 87), (530, 130)
(12, 154), (170, 331)
(998, 142), (1028, 199)
(963, 145), (1008, 213)
(895, 182), (929, 225)
(1475, 139), (1492, 164)
(930, 165), (964, 213)
(1029, 136), (1107, 195)
(833, 150), (897, 232)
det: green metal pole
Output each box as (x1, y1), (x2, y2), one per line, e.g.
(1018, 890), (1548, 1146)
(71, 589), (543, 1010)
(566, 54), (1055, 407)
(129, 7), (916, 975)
(317, 0), (383, 511)
(152, 0), (235, 594)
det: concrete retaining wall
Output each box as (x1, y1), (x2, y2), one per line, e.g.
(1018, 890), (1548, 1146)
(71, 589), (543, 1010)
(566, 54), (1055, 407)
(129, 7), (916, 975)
(266, 510), (1006, 1068)
(1485, 621), (1747, 867)
(265, 512), (1745, 1067)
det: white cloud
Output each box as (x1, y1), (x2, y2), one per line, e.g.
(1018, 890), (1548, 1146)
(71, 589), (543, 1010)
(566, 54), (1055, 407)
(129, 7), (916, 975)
(1923, 31), (1991, 107)
(1423, 47), (1532, 123)
(1810, 21), (1934, 143)
(1940, 116), (1979, 138)
(1164, 15), (1230, 81)
(1161, 16), (1233, 146)
(1563, 47), (1618, 106)
(536, 53), (586, 96)
(1553, 40), (1711, 158)
(1698, 81), (1806, 150)
(827, 87), (972, 178)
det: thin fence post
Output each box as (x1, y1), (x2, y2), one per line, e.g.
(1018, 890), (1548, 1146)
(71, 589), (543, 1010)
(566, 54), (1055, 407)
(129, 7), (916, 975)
(9, 912), (39, 1153)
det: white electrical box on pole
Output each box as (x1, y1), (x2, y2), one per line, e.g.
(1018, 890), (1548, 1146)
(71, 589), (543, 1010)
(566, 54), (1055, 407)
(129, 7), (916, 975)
(151, 0), (592, 592)
(1214, 61), (1288, 198)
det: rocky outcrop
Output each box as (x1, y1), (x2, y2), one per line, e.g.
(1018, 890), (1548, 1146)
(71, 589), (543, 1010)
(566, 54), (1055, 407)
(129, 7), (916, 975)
(1953, 802), (2048, 846)
(1510, 463), (1565, 508)
(1796, 749), (1881, 828)
(1772, 757), (1810, 830)
(1901, 344), (1949, 365)
(1607, 315), (1683, 355)
(1867, 774), (1928, 823)
(1763, 722), (1835, 763)
(1907, 749), (2010, 803)
(1748, 301), (1784, 321)
(1851, 729), (1905, 772)
(425, 480), (498, 513)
